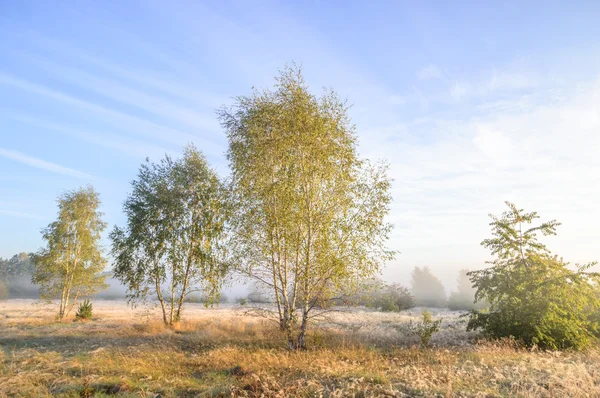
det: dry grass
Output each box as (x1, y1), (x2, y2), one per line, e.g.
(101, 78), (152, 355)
(1, 300), (599, 397)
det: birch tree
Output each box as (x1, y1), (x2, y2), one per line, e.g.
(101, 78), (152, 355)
(111, 145), (229, 326)
(33, 186), (108, 319)
(220, 66), (394, 349)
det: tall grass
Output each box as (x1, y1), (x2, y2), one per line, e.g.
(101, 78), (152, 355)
(0, 300), (598, 397)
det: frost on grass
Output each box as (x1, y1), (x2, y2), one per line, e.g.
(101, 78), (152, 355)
(314, 306), (474, 347)
(1, 300), (599, 397)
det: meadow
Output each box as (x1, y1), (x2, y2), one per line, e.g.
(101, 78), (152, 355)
(1, 300), (598, 397)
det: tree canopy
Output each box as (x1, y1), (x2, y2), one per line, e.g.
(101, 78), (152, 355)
(220, 65), (394, 349)
(111, 145), (229, 325)
(33, 186), (108, 319)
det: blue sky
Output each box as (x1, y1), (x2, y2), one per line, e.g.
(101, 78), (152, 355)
(1, 0), (600, 285)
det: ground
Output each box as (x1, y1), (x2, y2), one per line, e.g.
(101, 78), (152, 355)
(0, 300), (598, 397)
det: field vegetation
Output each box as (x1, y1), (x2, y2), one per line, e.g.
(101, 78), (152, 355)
(2, 300), (600, 397)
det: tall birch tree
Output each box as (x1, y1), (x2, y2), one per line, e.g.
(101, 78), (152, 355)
(33, 186), (108, 319)
(220, 66), (394, 349)
(111, 145), (229, 326)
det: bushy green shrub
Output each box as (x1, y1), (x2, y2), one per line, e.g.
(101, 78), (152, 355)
(376, 284), (415, 312)
(378, 293), (400, 312)
(75, 299), (93, 320)
(468, 202), (600, 350)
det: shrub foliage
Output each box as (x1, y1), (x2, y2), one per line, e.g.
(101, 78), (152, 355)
(414, 310), (441, 348)
(468, 202), (600, 350)
(75, 299), (93, 320)
(372, 283), (415, 312)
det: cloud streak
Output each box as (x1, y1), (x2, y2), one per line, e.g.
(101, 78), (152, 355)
(0, 73), (222, 155)
(1, 111), (178, 160)
(0, 209), (45, 220)
(0, 147), (93, 179)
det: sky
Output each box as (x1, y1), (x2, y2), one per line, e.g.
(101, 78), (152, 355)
(1, 0), (600, 290)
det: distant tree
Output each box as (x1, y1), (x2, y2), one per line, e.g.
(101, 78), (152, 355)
(246, 282), (273, 304)
(33, 186), (108, 319)
(0, 252), (37, 298)
(220, 65), (394, 349)
(448, 269), (487, 311)
(411, 267), (447, 308)
(111, 145), (229, 326)
(0, 252), (35, 280)
(468, 202), (600, 350)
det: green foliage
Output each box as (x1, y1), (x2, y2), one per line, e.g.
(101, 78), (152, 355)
(111, 145), (229, 326)
(239, 298), (247, 306)
(378, 294), (400, 312)
(447, 269), (487, 311)
(414, 310), (441, 348)
(220, 65), (394, 349)
(468, 202), (600, 350)
(33, 186), (108, 319)
(410, 267), (447, 308)
(368, 282), (415, 312)
(75, 299), (93, 320)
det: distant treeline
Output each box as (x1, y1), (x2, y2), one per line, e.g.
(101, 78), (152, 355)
(0, 252), (37, 298)
(0, 253), (483, 311)
(0, 254), (127, 300)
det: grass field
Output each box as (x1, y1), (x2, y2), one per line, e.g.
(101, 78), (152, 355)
(0, 300), (599, 397)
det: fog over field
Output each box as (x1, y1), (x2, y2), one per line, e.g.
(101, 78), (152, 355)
(2, 1), (600, 397)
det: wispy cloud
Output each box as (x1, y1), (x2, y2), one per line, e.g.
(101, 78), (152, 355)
(0, 209), (45, 220)
(28, 34), (227, 108)
(449, 81), (470, 99)
(2, 111), (178, 160)
(0, 147), (93, 179)
(417, 64), (442, 80)
(0, 73), (222, 155)
(21, 54), (219, 132)
(372, 76), (600, 270)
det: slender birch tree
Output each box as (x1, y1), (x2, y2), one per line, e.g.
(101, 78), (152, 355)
(220, 66), (394, 349)
(33, 186), (108, 319)
(111, 145), (229, 326)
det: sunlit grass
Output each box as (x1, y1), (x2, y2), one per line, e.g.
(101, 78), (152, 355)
(1, 300), (599, 397)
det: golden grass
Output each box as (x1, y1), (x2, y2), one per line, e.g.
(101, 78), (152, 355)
(1, 300), (599, 397)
